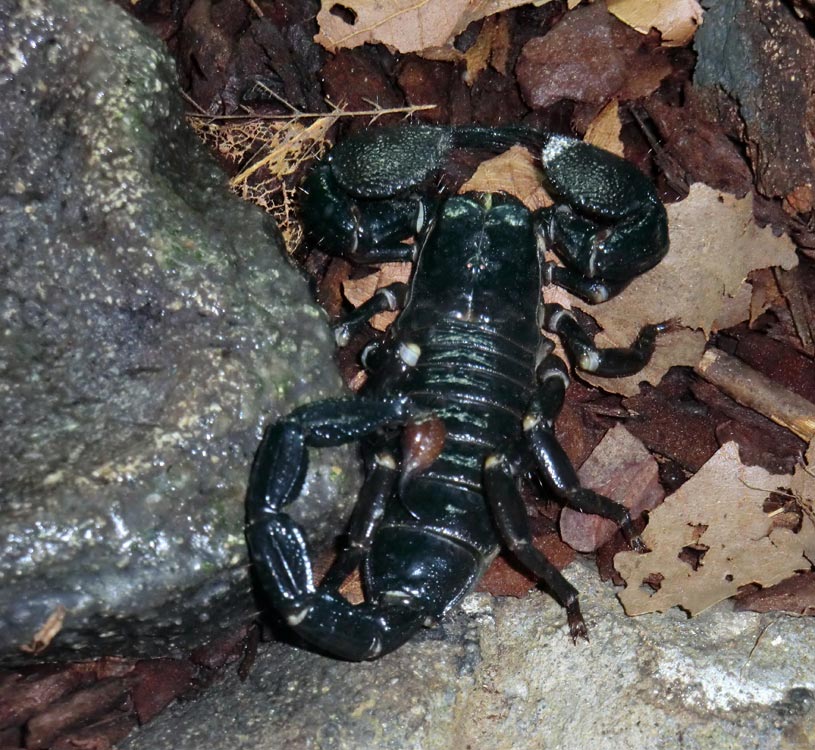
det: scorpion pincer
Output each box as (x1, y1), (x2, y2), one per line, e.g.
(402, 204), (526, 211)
(245, 124), (669, 660)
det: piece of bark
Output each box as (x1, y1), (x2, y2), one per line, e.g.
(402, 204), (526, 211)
(131, 659), (196, 724)
(0, 669), (94, 730)
(734, 571), (815, 616)
(694, 0), (815, 210)
(516, 3), (671, 113)
(642, 92), (752, 197)
(560, 425), (664, 552)
(622, 369), (721, 473)
(26, 677), (134, 750)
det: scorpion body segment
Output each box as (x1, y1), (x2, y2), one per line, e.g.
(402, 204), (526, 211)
(247, 124), (668, 660)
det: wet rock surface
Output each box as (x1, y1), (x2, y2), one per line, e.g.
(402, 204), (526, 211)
(121, 562), (815, 750)
(0, 0), (356, 664)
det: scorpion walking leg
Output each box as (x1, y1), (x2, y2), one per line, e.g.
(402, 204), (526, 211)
(332, 282), (409, 347)
(246, 397), (430, 660)
(524, 358), (646, 551)
(484, 452), (588, 642)
(544, 303), (667, 378)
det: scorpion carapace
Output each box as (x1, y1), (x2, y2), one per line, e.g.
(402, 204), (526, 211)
(246, 124), (669, 660)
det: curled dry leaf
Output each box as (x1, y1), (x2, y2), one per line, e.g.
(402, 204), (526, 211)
(463, 13), (512, 84)
(19, 604), (67, 654)
(608, 0), (704, 47)
(315, 0), (541, 56)
(459, 146), (552, 211)
(614, 441), (815, 617)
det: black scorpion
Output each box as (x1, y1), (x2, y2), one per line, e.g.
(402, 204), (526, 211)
(245, 124), (669, 660)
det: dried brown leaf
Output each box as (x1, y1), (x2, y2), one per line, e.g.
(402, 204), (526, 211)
(191, 115), (334, 249)
(614, 442), (815, 616)
(463, 14), (511, 84)
(315, 0), (541, 55)
(791, 441), (815, 530)
(607, 0), (704, 47)
(583, 99), (624, 157)
(459, 146), (552, 211)
(734, 571), (815, 615)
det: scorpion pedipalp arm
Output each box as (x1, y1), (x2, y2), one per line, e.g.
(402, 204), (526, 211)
(544, 303), (666, 378)
(484, 453), (587, 642)
(542, 261), (628, 304)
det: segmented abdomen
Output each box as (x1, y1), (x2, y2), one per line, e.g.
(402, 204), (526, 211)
(402, 318), (537, 492)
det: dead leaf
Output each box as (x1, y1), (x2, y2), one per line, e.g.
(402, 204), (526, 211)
(343, 262), (412, 330)
(614, 442), (815, 616)
(459, 146), (552, 211)
(20, 605), (67, 654)
(315, 0), (542, 55)
(608, 0), (704, 47)
(560, 425), (664, 552)
(749, 269), (784, 325)
(791, 441), (815, 530)
(567, 185), (798, 396)
(583, 99), (624, 157)
(463, 13), (511, 83)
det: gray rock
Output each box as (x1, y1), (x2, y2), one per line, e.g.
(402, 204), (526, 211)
(0, 0), (356, 663)
(121, 562), (815, 750)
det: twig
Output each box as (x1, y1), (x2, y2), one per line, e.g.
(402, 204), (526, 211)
(694, 347), (815, 441)
(187, 103), (437, 122)
(243, 0), (264, 17)
(774, 266), (815, 356)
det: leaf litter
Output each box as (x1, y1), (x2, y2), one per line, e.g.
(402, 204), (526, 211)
(20, 0), (815, 746)
(615, 441), (815, 617)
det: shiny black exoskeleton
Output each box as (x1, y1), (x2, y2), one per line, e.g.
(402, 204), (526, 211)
(246, 124), (669, 660)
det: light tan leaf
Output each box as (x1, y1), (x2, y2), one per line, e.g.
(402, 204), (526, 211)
(315, 0), (544, 55)
(343, 262), (412, 330)
(584, 99), (624, 157)
(615, 442), (815, 616)
(459, 146), (552, 211)
(791, 440), (815, 531)
(607, 0), (704, 47)
(568, 185), (798, 396)
(19, 605), (66, 655)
